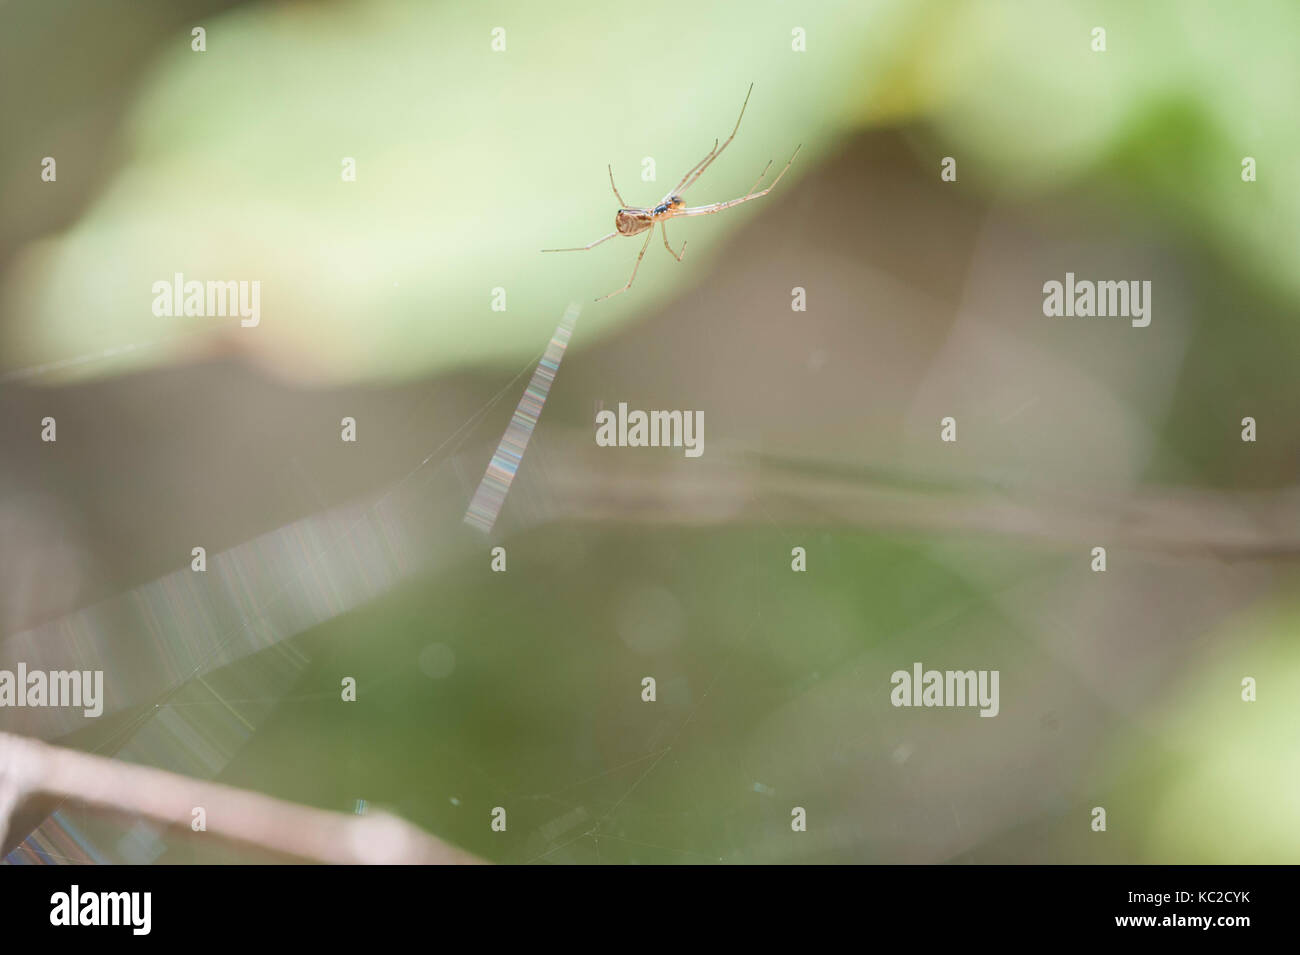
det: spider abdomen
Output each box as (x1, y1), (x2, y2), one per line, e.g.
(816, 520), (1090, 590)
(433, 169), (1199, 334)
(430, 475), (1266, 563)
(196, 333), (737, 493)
(615, 210), (654, 235)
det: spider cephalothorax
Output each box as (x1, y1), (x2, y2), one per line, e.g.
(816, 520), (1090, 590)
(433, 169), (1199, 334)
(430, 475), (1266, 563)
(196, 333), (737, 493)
(652, 196), (685, 216)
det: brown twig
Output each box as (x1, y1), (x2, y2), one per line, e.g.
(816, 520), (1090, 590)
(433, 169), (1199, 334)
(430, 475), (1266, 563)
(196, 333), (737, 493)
(0, 731), (483, 864)
(532, 437), (1300, 559)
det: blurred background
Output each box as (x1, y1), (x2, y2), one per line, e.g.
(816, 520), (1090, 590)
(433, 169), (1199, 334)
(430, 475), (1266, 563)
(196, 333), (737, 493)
(1, 0), (1298, 863)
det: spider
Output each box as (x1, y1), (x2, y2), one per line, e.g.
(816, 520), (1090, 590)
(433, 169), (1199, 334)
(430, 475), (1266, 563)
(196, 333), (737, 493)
(543, 84), (802, 302)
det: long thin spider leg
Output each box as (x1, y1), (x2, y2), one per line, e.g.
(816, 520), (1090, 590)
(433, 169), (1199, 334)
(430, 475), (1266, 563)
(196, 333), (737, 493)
(608, 165), (626, 206)
(676, 144), (802, 217)
(743, 159), (774, 196)
(595, 228), (654, 301)
(676, 82), (754, 197)
(542, 230), (619, 252)
(661, 222), (686, 262)
(670, 138), (719, 195)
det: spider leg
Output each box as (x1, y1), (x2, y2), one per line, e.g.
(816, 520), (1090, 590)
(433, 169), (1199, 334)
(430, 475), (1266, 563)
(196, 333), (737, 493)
(542, 230), (619, 252)
(596, 227), (654, 301)
(608, 165), (627, 206)
(743, 159), (774, 196)
(676, 83), (754, 197)
(670, 138), (719, 196)
(676, 144), (802, 217)
(661, 222), (687, 262)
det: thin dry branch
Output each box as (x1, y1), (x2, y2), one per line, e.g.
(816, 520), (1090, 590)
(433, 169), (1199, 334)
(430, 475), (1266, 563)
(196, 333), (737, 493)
(0, 731), (483, 864)
(531, 437), (1300, 559)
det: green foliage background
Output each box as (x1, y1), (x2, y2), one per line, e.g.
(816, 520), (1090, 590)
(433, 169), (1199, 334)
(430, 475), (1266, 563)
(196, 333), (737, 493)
(2, 0), (1297, 864)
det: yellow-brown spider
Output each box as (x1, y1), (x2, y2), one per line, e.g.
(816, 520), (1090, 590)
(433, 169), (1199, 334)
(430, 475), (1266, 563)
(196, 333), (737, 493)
(543, 84), (802, 301)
